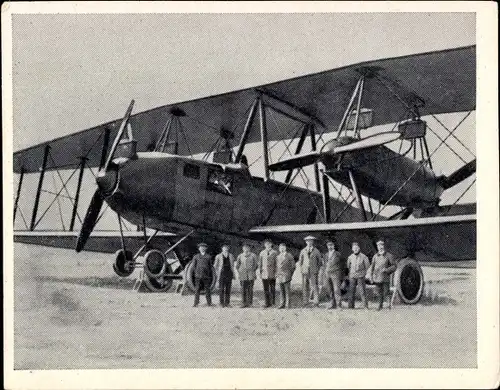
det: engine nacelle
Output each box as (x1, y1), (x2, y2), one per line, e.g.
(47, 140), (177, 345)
(113, 249), (134, 277)
(143, 249), (167, 278)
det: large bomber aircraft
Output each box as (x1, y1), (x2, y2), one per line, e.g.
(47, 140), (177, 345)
(13, 45), (476, 303)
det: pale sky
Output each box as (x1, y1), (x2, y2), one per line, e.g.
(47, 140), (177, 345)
(11, 12), (476, 230)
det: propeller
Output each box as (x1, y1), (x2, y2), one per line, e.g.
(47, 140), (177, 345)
(75, 190), (104, 252)
(440, 159), (476, 190)
(75, 100), (135, 252)
(269, 131), (401, 172)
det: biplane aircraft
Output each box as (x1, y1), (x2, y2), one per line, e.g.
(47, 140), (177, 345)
(13, 45), (476, 304)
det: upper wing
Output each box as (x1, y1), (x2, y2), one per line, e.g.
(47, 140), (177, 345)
(14, 45), (475, 173)
(249, 214), (476, 262)
(14, 230), (176, 254)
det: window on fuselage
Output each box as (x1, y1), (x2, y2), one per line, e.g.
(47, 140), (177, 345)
(183, 163), (200, 179)
(206, 167), (233, 196)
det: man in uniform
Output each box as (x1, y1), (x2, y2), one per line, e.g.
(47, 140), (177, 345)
(347, 241), (370, 309)
(192, 242), (214, 307)
(367, 239), (397, 310)
(259, 238), (278, 308)
(276, 243), (295, 309)
(299, 236), (323, 307)
(324, 240), (344, 309)
(235, 244), (258, 308)
(214, 244), (236, 307)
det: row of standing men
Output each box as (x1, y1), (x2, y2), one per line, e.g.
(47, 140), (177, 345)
(190, 236), (397, 310)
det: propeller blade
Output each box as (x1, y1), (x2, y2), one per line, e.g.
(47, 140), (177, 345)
(75, 190), (104, 252)
(441, 159), (476, 190)
(268, 151), (320, 172)
(332, 131), (401, 154)
(102, 99), (135, 172)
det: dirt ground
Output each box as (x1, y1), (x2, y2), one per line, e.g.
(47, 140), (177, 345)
(12, 244), (476, 369)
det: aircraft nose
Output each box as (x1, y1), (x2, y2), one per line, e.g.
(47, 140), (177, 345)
(96, 164), (120, 196)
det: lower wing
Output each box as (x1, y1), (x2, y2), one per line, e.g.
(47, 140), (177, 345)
(250, 214), (476, 262)
(14, 230), (177, 254)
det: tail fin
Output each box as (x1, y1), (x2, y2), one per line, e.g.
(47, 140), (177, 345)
(441, 159), (476, 190)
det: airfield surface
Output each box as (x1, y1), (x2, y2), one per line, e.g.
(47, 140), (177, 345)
(12, 244), (476, 369)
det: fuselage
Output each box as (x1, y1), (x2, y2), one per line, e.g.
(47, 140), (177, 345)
(100, 152), (371, 258)
(105, 152), (364, 233)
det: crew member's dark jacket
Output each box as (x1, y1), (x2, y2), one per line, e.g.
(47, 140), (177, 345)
(192, 253), (213, 279)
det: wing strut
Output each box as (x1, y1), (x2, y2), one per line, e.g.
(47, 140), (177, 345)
(309, 124), (321, 192)
(258, 96), (270, 181)
(235, 97), (259, 163)
(13, 167), (25, 225)
(348, 170), (367, 221)
(69, 157), (87, 231)
(30, 145), (50, 231)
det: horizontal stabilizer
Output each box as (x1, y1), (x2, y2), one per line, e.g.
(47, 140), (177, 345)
(441, 159), (476, 190)
(268, 151), (320, 172)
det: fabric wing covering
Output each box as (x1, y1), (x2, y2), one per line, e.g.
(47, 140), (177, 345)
(14, 45), (475, 173)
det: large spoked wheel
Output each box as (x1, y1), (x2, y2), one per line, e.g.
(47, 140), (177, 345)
(184, 260), (217, 292)
(394, 258), (424, 304)
(113, 249), (134, 277)
(143, 262), (174, 292)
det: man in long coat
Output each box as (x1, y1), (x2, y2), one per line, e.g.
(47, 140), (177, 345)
(298, 236), (323, 307)
(235, 244), (258, 308)
(192, 242), (214, 307)
(276, 243), (295, 309)
(347, 241), (370, 309)
(258, 239), (278, 307)
(324, 240), (345, 309)
(367, 239), (397, 310)
(214, 244), (236, 307)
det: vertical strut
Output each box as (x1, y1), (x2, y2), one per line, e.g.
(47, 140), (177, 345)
(353, 76), (365, 138)
(118, 214), (126, 252)
(69, 157), (87, 231)
(30, 145), (50, 231)
(422, 137), (433, 170)
(285, 123), (310, 183)
(235, 97), (259, 163)
(259, 97), (270, 181)
(99, 127), (111, 170)
(335, 76), (363, 139)
(13, 167), (25, 225)
(348, 169), (367, 221)
(309, 124), (321, 192)
(321, 172), (331, 223)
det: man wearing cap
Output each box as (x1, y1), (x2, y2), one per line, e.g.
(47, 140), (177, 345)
(276, 243), (296, 309)
(235, 244), (259, 308)
(259, 239), (278, 308)
(214, 244), (236, 307)
(299, 235), (323, 307)
(324, 240), (345, 309)
(192, 242), (214, 307)
(367, 239), (397, 310)
(347, 241), (370, 309)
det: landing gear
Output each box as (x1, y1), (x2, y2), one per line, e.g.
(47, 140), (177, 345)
(113, 249), (134, 277)
(142, 249), (175, 292)
(394, 258), (424, 304)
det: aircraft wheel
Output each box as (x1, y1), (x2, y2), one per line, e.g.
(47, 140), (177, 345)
(113, 249), (134, 277)
(184, 260), (217, 292)
(143, 262), (174, 292)
(394, 258), (424, 304)
(143, 249), (167, 278)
